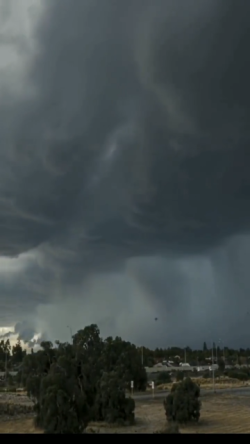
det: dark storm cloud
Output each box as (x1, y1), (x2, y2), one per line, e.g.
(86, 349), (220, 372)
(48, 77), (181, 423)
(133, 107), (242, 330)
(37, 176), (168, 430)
(1, 0), (249, 257)
(0, 0), (250, 346)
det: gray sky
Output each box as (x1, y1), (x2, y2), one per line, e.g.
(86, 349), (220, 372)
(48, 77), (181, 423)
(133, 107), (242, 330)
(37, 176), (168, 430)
(0, 0), (250, 348)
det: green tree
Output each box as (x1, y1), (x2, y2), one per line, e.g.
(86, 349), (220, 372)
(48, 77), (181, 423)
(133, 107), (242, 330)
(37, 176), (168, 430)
(94, 371), (135, 424)
(22, 325), (136, 433)
(164, 377), (201, 424)
(35, 352), (89, 433)
(203, 342), (207, 351)
(101, 336), (147, 391)
(12, 339), (26, 366)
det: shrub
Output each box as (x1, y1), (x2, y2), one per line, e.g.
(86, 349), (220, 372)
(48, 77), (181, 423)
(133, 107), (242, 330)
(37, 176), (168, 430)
(157, 371), (171, 384)
(203, 370), (210, 379)
(227, 370), (249, 381)
(164, 377), (201, 424)
(94, 371), (135, 425)
(176, 371), (184, 381)
(239, 367), (250, 376)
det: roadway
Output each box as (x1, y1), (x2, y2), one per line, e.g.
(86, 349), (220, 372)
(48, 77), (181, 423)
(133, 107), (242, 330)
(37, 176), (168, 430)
(132, 386), (250, 401)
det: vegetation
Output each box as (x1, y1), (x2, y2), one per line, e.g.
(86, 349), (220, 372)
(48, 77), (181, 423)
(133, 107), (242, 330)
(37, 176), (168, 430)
(176, 371), (184, 381)
(226, 368), (250, 381)
(1, 331), (250, 434)
(1, 335), (250, 374)
(203, 370), (210, 379)
(218, 358), (225, 373)
(156, 371), (172, 385)
(20, 324), (149, 433)
(164, 377), (201, 424)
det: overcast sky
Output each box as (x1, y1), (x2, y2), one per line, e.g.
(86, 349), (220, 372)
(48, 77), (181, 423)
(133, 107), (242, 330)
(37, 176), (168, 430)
(0, 0), (250, 349)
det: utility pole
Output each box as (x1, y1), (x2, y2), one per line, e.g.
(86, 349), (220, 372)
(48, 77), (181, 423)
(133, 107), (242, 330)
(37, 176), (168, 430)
(67, 325), (73, 343)
(211, 341), (215, 393)
(5, 351), (7, 388)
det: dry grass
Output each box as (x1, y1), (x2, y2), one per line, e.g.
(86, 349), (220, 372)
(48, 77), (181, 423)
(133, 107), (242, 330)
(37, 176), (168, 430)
(0, 418), (42, 434)
(181, 394), (250, 433)
(156, 376), (249, 391)
(1, 393), (250, 433)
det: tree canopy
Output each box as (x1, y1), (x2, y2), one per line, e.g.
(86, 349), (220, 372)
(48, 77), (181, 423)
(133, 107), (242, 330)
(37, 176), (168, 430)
(21, 324), (148, 433)
(164, 377), (201, 424)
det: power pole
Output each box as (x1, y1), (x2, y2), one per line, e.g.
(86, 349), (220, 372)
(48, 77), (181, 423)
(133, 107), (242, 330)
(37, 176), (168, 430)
(5, 352), (7, 388)
(67, 325), (73, 343)
(211, 342), (215, 393)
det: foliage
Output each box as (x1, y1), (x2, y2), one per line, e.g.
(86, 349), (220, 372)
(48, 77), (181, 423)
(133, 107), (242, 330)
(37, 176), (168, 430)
(22, 325), (137, 433)
(35, 360), (89, 434)
(157, 371), (171, 384)
(217, 358), (225, 372)
(176, 371), (184, 381)
(227, 369), (249, 381)
(0, 339), (11, 371)
(164, 377), (201, 424)
(203, 370), (211, 379)
(101, 336), (147, 391)
(94, 371), (135, 424)
(12, 340), (26, 366)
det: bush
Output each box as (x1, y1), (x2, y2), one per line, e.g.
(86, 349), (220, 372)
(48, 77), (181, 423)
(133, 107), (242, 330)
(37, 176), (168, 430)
(176, 371), (184, 381)
(238, 367), (250, 376)
(0, 386), (16, 393)
(157, 371), (171, 384)
(164, 377), (201, 424)
(203, 370), (211, 379)
(94, 371), (135, 425)
(227, 370), (249, 381)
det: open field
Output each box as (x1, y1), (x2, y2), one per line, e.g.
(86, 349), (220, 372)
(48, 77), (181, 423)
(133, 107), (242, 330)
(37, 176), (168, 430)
(1, 393), (250, 433)
(155, 377), (250, 391)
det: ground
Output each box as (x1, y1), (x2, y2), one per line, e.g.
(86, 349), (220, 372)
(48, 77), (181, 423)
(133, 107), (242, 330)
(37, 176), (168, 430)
(1, 392), (250, 433)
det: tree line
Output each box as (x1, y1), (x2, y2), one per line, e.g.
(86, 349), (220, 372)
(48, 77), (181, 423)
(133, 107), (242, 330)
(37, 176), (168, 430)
(0, 325), (213, 433)
(1, 336), (250, 371)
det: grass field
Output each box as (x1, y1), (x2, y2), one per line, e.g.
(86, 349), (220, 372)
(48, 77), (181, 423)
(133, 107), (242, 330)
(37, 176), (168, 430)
(155, 376), (250, 391)
(1, 393), (250, 433)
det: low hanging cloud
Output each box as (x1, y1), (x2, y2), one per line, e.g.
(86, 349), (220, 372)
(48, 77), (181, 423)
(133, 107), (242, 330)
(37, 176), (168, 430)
(0, 0), (250, 347)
